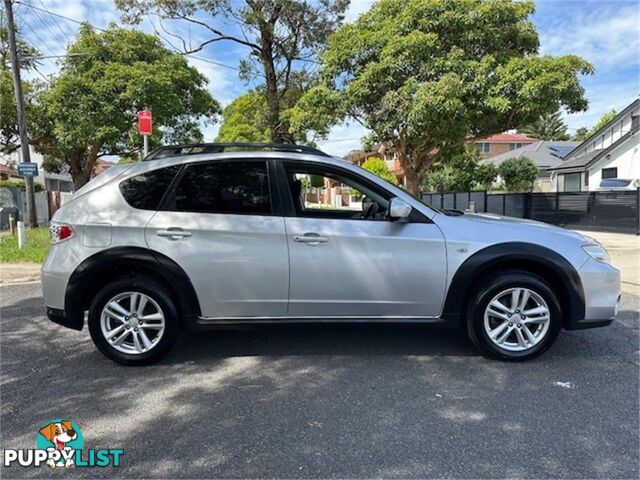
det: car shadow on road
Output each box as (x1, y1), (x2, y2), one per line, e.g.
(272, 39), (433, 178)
(2, 290), (639, 479)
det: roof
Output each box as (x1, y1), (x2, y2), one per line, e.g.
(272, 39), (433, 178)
(474, 133), (538, 144)
(548, 122), (639, 172)
(483, 141), (580, 169)
(145, 142), (329, 161)
(562, 98), (640, 162)
(547, 150), (603, 172)
(0, 163), (15, 174)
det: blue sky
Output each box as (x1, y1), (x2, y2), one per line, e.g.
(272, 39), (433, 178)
(15, 0), (640, 157)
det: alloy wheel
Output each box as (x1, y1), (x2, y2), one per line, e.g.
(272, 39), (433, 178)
(483, 287), (551, 352)
(100, 292), (166, 355)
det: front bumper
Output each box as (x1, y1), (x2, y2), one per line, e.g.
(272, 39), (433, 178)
(45, 307), (84, 331)
(567, 257), (621, 330)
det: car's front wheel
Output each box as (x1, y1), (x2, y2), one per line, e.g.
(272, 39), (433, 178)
(88, 276), (179, 365)
(466, 272), (562, 360)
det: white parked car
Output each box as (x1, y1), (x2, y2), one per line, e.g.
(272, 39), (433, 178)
(596, 178), (640, 191)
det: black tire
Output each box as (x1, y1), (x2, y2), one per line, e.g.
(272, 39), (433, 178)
(88, 276), (179, 366)
(466, 271), (562, 361)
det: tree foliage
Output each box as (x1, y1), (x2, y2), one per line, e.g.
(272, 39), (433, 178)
(0, 22), (40, 153)
(572, 109), (618, 141)
(520, 110), (570, 140)
(361, 157), (398, 185)
(572, 127), (590, 141)
(423, 145), (496, 192)
(497, 157), (538, 192)
(29, 25), (220, 188)
(216, 92), (270, 142)
(289, 0), (593, 193)
(116, 0), (348, 143)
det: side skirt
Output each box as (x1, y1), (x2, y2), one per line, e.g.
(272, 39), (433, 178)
(187, 315), (451, 330)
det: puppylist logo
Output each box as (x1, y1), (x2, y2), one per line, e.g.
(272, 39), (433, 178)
(3, 419), (124, 468)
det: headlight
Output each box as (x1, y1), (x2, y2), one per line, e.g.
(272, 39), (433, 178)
(582, 244), (610, 264)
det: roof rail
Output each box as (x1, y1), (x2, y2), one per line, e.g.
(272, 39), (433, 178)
(144, 142), (330, 160)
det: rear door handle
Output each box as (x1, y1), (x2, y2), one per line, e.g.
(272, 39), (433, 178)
(293, 233), (329, 244)
(157, 228), (192, 239)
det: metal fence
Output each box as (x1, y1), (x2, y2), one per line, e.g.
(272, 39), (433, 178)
(422, 188), (640, 235)
(0, 187), (49, 225)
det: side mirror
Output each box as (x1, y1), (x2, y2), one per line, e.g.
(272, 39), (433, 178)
(389, 197), (412, 219)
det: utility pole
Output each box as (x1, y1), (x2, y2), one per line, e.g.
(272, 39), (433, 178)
(4, 0), (37, 227)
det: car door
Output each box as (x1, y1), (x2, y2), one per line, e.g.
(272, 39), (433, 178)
(145, 159), (289, 318)
(280, 161), (447, 318)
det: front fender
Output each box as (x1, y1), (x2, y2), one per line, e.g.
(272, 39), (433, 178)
(442, 242), (585, 328)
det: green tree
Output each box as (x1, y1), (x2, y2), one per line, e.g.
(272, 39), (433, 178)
(423, 145), (493, 192)
(29, 25), (220, 188)
(216, 92), (270, 142)
(498, 157), (538, 192)
(475, 163), (498, 191)
(288, 0), (593, 194)
(572, 109), (618, 142)
(520, 111), (570, 140)
(116, 0), (348, 143)
(572, 127), (590, 141)
(361, 157), (398, 185)
(0, 20), (40, 153)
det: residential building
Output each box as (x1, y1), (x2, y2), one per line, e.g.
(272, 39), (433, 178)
(0, 148), (116, 192)
(482, 141), (579, 192)
(344, 144), (407, 186)
(344, 132), (539, 187)
(548, 98), (640, 192)
(0, 147), (75, 192)
(473, 132), (538, 160)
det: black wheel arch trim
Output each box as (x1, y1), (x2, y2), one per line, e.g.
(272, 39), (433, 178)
(442, 242), (585, 329)
(61, 246), (201, 330)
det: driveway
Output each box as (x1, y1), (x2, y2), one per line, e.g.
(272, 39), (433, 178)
(1, 283), (638, 479)
(1, 231), (638, 479)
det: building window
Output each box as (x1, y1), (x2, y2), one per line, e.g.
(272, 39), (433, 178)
(476, 143), (491, 154)
(563, 173), (581, 192)
(601, 167), (618, 179)
(632, 115), (639, 130)
(509, 143), (523, 150)
(584, 171), (589, 187)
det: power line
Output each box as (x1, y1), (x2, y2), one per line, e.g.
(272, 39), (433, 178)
(37, 0), (69, 39)
(16, 1), (106, 31)
(16, 1), (240, 72)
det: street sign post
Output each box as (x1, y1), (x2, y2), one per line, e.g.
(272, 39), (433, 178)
(17, 162), (38, 177)
(138, 110), (152, 157)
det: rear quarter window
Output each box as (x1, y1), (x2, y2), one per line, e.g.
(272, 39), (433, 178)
(119, 165), (181, 210)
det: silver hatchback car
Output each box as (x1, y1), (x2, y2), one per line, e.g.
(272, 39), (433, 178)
(42, 143), (621, 365)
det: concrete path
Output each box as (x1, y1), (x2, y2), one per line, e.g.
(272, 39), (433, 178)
(0, 263), (41, 285)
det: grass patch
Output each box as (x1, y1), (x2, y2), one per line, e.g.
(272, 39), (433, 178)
(0, 227), (50, 263)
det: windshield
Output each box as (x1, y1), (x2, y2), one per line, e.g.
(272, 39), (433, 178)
(600, 179), (632, 188)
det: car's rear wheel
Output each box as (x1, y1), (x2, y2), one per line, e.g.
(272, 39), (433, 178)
(88, 276), (179, 365)
(466, 272), (562, 360)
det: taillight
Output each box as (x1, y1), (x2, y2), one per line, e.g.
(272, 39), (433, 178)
(50, 223), (75, 244)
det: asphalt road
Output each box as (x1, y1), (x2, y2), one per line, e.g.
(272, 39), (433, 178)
(1, 282), (638, 479)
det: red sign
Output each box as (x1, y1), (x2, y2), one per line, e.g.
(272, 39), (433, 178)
(138, 110), (152, 136)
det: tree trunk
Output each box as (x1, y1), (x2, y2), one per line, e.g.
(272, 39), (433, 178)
(255, 14), (289, 144)
(68, 143), (100, 190)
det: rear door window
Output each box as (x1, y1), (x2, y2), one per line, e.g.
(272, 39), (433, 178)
(168, 160), (271, 215)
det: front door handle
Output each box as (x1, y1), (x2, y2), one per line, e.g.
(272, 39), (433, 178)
(293, 233), (329, 245)
(157, 228), (192, 240)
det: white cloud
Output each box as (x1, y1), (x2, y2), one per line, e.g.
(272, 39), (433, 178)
(539, 2), (640, 69)
(564, 83), (639, 131)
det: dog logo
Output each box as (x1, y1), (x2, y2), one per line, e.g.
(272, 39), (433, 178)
(36, 419), (83, 468)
